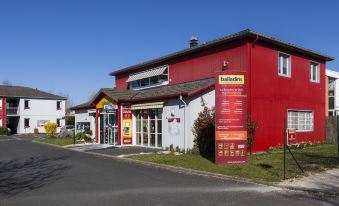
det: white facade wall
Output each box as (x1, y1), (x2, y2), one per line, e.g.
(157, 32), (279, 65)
(18, 98), (66, 134)
(74, 109), (96, 139)
(326, 69), (339, 113)
(160, 89), (215, 150)
(186, 89), (215, 149)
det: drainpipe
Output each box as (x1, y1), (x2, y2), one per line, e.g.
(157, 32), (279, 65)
(179, 95), (188, 153)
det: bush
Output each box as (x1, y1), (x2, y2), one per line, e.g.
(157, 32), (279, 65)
(44, 122), (58, 137)
(0, 126), (7, 135)
(57, 129), (74, 138)
(192, 106), (215, 156)
(247, 115), (259, 154)
(76, 132), (92, 143)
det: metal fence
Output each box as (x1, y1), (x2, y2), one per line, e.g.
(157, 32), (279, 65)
(326, 116), (338, 144)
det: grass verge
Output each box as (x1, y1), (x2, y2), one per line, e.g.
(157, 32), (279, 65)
(128, 144), (339, 182)
(34, 137), (74, 146)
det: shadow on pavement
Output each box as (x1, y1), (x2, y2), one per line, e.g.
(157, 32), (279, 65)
(0, 156), (71, 197)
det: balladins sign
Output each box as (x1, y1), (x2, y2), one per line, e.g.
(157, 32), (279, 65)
(215, 70), (248, 164)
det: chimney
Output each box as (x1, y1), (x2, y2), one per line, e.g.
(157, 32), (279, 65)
(189, 36), (198, 48)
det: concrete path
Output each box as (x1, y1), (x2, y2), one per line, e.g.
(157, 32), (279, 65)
(65, 143), (114, 152)
(279, 168), (339, 196)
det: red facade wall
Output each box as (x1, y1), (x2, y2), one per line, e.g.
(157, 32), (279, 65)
(115, 40), (248, 89)
(249, 42), (326, 151)
(0, 97), (6, 128)
(113, 37), (327, 152)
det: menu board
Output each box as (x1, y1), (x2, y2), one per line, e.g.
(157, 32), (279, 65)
(215, 70), (247, 164)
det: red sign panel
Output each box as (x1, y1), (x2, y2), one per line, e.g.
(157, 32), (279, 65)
(215, 70), (247, 164)
(287, 128), (297, 145)
(122, 106), (132, 144)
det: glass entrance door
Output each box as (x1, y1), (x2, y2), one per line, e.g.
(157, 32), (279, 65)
(100, 112), (118, 145)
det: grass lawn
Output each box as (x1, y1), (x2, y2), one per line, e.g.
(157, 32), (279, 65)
(128, 144), (339, 182)
(34, 137), (74, 146)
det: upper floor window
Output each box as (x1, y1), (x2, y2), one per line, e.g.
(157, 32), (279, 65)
(310, 62), (320, 83)
(24, 100), (30, 109)
(127, 65), (169, 90)
(57, 101), (62, 110)
(278, 52), (291, 77)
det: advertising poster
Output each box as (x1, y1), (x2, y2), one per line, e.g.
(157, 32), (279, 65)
(215, 70), (247, 164)
(122, 106), (132, 144)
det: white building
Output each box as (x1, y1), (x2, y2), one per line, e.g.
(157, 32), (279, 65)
(0, 85), (67, 134)
(71, 102), (96, 139)
(326, 69), (339, 116)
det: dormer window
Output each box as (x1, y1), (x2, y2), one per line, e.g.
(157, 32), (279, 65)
(127, 65), (169, 90)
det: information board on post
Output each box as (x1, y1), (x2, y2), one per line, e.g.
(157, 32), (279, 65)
(215, 70), (247, 164)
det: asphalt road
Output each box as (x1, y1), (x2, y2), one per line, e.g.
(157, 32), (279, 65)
(0, 135), (337, 206)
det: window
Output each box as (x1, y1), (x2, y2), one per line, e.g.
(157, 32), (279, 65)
(278, 52), (291, 77)
(56, 119), (61, 127)
(128, 67), (169, 90)
(57, 101), (62, 110)
(24, 118), (30, 128)
(37, 120), (50, 127)
(135, 108), (162, 147)
(328, 77), (336, 116)
(24, 100), (30, 109)
(288, 111), (314, 132)
(310, 62), (320, 83)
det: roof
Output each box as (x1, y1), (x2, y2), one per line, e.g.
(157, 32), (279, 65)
(326, 69), (339, 79)
(69, 102), (94, 110)
(105, 78), (215, 102)
(110, 29), (334, 76)
(71, 78), (215, 110)
(0, 85), (67, 100)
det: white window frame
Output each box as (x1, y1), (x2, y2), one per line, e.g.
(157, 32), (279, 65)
(287, 110), (314, 132)
(57, 101), (62, 110)
(129, 66), (169, 90)
(310, 61), (320, 83)
(24, 99), (30, 109)
(278, 52), (291, 78)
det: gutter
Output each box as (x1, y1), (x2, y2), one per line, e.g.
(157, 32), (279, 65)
(179, 95), (188, 153)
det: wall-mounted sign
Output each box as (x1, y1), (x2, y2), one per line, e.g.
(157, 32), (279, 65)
(287, 128), (297, 145)
(122, 106), (132, 144)
(215, 70), (247, 164)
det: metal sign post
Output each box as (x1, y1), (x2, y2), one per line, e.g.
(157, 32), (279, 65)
(283, 118), (304, 180)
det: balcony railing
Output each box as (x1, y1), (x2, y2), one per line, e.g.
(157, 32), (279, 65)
(7, 107), (19, 115)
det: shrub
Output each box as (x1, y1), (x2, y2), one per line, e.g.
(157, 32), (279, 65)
(76, 132), (92, 143)
(247, 115), (259, 154)
(0, 126), (7, 135)
(44, 122), (58, 137)
(192, 106), (215, 156)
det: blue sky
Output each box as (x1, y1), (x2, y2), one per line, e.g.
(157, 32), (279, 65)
(1, 0), (339, 105)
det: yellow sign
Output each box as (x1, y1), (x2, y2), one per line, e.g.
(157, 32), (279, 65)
(96, 97), (111, 109)
(219, 75), (245, 85)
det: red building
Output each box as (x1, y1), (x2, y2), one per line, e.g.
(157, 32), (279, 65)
(73, 29), (333, 152)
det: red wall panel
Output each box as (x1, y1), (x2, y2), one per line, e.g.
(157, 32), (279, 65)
(250, 42), (326, 152)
